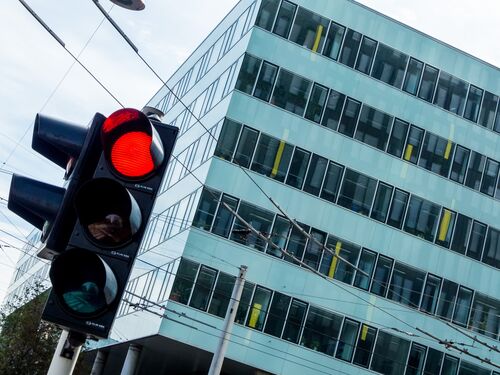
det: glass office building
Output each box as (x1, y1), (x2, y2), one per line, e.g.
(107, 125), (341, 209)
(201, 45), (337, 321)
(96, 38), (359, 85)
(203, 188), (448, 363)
(6, 0), (499, 373)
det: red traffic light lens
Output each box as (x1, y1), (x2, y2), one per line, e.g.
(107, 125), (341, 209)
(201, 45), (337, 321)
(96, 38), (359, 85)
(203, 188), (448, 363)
(111, 131), (154, 178)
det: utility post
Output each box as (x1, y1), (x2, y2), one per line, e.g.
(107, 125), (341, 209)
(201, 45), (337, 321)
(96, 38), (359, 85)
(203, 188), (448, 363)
(208, 265), (248, 375)
(47, 330), (86, 375)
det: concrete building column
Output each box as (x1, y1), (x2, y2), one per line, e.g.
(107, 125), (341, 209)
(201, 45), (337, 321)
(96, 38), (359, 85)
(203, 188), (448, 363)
(119, 344), (142, 375)
(90, 350), (108, 375)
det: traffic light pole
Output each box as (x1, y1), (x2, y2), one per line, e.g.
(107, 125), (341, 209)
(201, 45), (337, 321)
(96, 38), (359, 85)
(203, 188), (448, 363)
(207, 265), (248, 375)
(47, 330), (85, 375)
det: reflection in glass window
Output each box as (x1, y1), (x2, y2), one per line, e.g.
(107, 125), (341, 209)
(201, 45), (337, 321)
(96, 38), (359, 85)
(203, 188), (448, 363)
(453, 286), (473, 326)
(320, 161), (344, 203)
(189, 266), (217, 311)
(403, 58), (424, 95)
(251, 133), (293, 182)
(435, 209), (456, 248)
(370, 255), (393, 297)
(388, 262), (425, 307)
(286, 148), (311, 189)
(214, 119), (242, 161)
(289, 7), (329, 52)
(478, 91), (499, 129)
(424, 348), (443, 375)
(370, 183), (393, 223)
(301, 306), (342, 355)
(285, 223), (310, 263)
(230, 202), (274, 251)
(418, 133), (454, 177)
(211, 194), (238, 238)
(255, 0), (280, 31)
(192, 188), (221, 231)
(335, 319), (359, 362)
(371, 44), (408, 88)
(387, 189), (409, 229)
(322, 21), (345, 60)
(352, 324), (376, 368)
(433, 72), (468, 115)
(420, 274), (442, 314)
(441, 355), (459, 375)
(469, 293), (499, 340)
(271, 69), (312, 116)
(403, 125), (424, 164)
(459, 361), (491, 375)
(233, 126), (258, 167)
(450, 145), (470, 184)
(263, 292), (291, 337)
(418, 64), (439, 102)
(403, 195), (441, 241)
(339, 29), (362, 68)
(480, 159), (499, 196)
(450, 214), (473, 255)
(305, 83), (328, 123)
(272, 0), (296, 38)
(436, 280), (458, 321)
(370, 331), (410, 375)
(170, 258), (199, 304)
(406, 343), (426, 375)
(235, 281), (255, 324)
(282, 299), (307, 343)
(303, 154), (328, 196)
(355, 36), (377, 74)
(303, 229), (327, 270)
(466, 221), (486, 261)
(321, 89), (346, 130)
(208, 273), (235, 317)
(483, 227), (500, 269)
(338, 169), (377, 216)
(235, 55), (261, 94)
(353, 248), (377, 290)
(464, 85), (483, 122)
(387, 118), (409, 158)
(338, 98), (361, 137)
(253, 61), (278, 101)
(267, 215), (291, 258)
(246, 286), (272, 330)
(354, 106), (393, 150)
(329, 237), (361, 284)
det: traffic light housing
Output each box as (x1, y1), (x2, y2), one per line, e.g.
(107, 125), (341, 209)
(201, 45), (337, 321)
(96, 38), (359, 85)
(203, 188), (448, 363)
(8, 108), (178, 339)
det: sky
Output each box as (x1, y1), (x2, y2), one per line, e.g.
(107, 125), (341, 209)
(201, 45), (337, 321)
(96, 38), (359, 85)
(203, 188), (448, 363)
(0, 0), (498, 303)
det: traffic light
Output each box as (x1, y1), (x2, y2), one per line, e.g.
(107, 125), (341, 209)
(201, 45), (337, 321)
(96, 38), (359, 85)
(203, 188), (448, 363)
(8, 108), (178, 339)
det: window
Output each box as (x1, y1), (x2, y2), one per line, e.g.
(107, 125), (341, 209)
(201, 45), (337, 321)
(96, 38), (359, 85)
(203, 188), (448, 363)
(321, 89), (346, 130)
(480, 158), (499, 196)
(441, 355), (459, 375)
(192, 188), (221, 231)
(272, 1), (296, 38)
(271, 69), (312, 116)
(463, 85), (483, 122)
(466, 221), (486, 261)
(469, 293), (499, 340)
(338, 169), (377, 216)
(483, 227), (500, 269)
(253, 61), (278, 101)
(301, 306), (342, 355)
(352, 324), (376, 367)
(233, 126), (258, 167)
(450, 146), (470, 184)
(211, 194), (238, 238)
(450, 214), (473, 254)
(433, 72), (468, 115)
(403, 125), (424, 164)
(189, 266), (217, 311)
(370, 331), (410, 375)
(285, 223), (310, 263)
(355, 36), (377, 74)
(215, 119), (242, 160)
(423, 348), (443, 375)
(282, 299), (307, 343)
(303, 228), (327, 270)
(251, 133), (293, 182)
(388, 262), (425, 308)
(255, 0), (280, 31)
(387, 119), (409, 158)
(339, 29), (362, 68)
(235, 281), (255, 324)
(420, 274), (442, 314)
(370, 255), (393, 297)
(387, 189), (409, 229)
(246, 286), (272, 330)
(286, 148), (311, 189)
(170, 259), (199, 304)
(335, 319), (359, 362)
(370, 183), (393, 222)
(403, 58), (424, 95)
(208, 273), (236, 317)
(326, 237), (361, 284)
(230, 202), (274, 251)
(452, 286), (473, 326)
(465, 151), (486, 190)
(320, 161), (344, 203)
(403, 195), (440, 241)
(267, 215), (291, 258)
(435, 208), (456, 248)
(478, 91), (499, 129)
(289, 7), (329, 52)
(371, 44), (408, 88)
(338, 97), (361, 137)
(354, 106), (393, 150)
(406, 343), (426, 375)
(263, 292), (291, 337)
(418, 64), (439, 102)
(459, 361), (491, 375)
(303, 154), (328, 196)
(305, 83), (328, 123)
(353, 248), (377, 290)
(322, 21), (345, 60)
(418, 133), (454, 177)
(235, 55), (261, 94)
(436, 280), (458, 321)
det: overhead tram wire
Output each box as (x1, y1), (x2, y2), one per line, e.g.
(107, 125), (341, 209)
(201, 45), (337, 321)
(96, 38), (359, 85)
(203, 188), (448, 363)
(446, 322), (500, 354)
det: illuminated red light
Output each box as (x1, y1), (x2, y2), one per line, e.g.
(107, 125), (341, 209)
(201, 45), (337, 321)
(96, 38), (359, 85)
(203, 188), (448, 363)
(102, 109), (142, 134)
(110, 132), (154, 178)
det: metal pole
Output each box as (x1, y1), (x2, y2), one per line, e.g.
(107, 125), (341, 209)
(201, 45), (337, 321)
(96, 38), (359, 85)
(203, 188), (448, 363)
(90, 350), (108, 375)
(119, 344), (142, 375)
(47, 331), (84, 375)
(208, 265), (247, 375)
